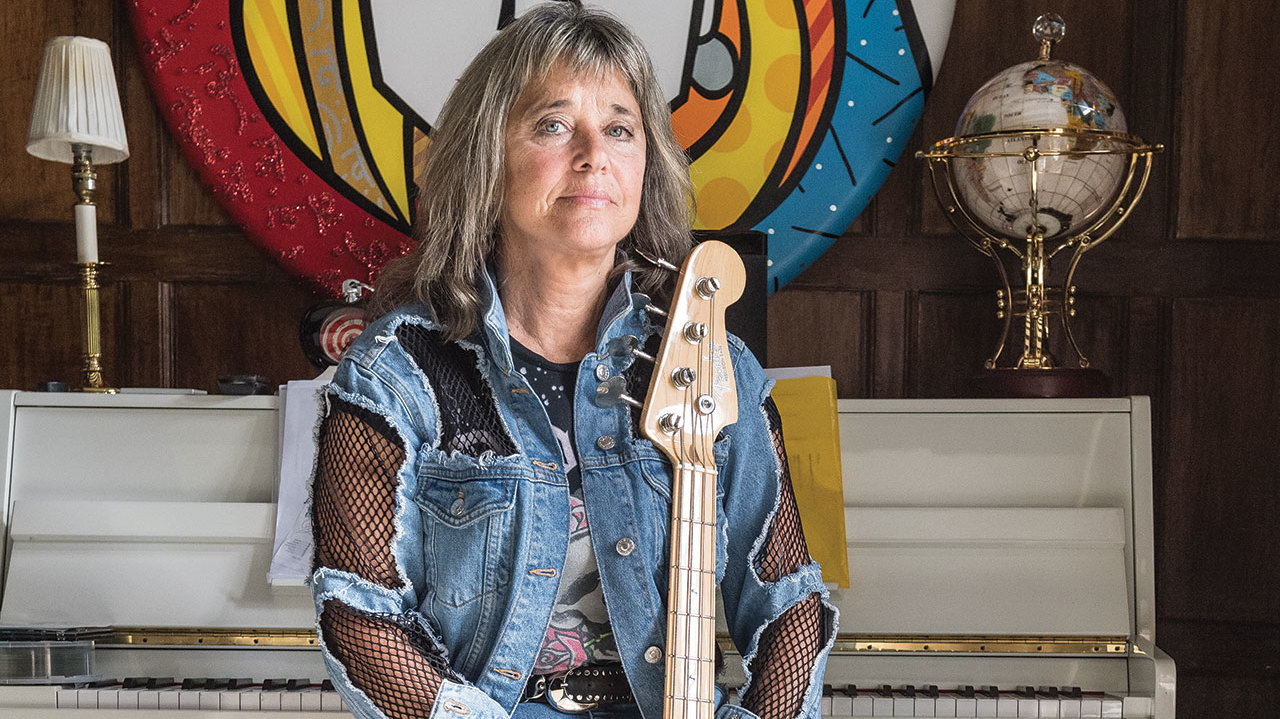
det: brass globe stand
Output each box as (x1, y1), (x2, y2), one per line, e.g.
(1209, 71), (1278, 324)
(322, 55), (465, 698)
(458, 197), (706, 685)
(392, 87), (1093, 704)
(920, 128), (1161, 396)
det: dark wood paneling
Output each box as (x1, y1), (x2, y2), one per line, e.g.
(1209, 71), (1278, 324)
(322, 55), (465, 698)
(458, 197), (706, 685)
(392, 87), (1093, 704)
(169, 282), (321, 394)
(911, 291), (1000, 398)
(766, 289), (871, 398)
(1162, 299), (1280, 623)
(1178, 0), (1280, 239)
(0, 281), (119, 391)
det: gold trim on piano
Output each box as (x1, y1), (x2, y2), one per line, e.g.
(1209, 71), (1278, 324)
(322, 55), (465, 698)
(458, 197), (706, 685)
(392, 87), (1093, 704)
(717, 634), (1127, 655)
(106, 628), (319, 647)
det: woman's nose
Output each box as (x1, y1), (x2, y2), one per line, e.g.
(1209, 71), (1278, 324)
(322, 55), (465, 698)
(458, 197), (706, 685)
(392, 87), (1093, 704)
(572, 131), (609, 172)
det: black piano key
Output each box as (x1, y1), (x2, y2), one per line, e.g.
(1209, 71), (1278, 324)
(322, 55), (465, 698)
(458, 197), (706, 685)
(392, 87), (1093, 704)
(822, 684), (833, 696)
(262, 678), (289, 691)
(1038, 685), (1059, 698)
(1061, 686), (1084, 699)
(922, 685), (939, 698)
(958, 685), (976, 699)
(845, 684), (857, 696)
(287, 678), (313, 691)
(227, 678), (255, 690)
(877, 684), (893, 698)
(1018, 686), (1036, 699)
(122, 677), (149, 689)
(980, 685), (999, 698)
(180, 678), (208, 690)
(321, 679), (335, 692)
(900, 685), (916, 698)
(147, 678), (176, 690)
(208, 679), (230, 690)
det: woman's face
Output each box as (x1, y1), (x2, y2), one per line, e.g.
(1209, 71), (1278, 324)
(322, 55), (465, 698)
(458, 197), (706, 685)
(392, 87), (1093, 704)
(500, 64), (646, 263)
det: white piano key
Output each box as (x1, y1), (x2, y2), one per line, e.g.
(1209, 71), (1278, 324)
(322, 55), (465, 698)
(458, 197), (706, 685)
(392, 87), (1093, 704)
(1016, 697), (1038, 717)
(955, 696), (978, 718)
(280, 690), (304, 710)
(96, 687), (120, 709)
(935, 695), (958, 717)
(55, 688), (78, 709)
(321, 690), (344, 712)
(241, 690), (263, 710)
(1080, 698), (1102, 717)
(915, 696), (938, 716)
(1038, 697), (1061, 717)
(832, 693), (854, 716)
(975, 697), (997, 718)
(1100, 696), (1122, 718)
(260, 691), (283, 711)
(823, 695), (834, 714)
(301, 689), (324, 711)
(872, 694), (894, 716)
(894, 694), (915, 716)
(1060, 699), (1081, 718)
(76, 688), (100, 709)
(853, 694), (874, 717)
(199, 688), (222, 709)
(117, 688), (140, 709)
(158, 689), (180, 710)
(137, 690), (161, 709)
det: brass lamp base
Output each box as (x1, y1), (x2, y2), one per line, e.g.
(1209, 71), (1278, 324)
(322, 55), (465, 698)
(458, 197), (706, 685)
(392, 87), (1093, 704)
(968, 368), (1110, 399)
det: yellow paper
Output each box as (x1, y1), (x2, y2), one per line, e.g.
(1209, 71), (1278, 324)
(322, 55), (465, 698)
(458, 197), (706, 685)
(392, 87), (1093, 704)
(769, 376), (850, 588)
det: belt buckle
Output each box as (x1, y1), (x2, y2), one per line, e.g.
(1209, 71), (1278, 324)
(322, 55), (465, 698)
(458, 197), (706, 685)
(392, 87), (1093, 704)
(546, 674), (599, 712)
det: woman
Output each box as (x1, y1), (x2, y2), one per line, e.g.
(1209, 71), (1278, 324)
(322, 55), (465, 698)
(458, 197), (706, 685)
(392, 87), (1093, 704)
(309, 4), (836, 719)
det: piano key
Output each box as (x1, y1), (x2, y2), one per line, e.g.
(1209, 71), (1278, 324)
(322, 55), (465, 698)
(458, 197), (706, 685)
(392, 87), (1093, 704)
(1016, 686), (1038, 717)
(822, 684), (834, 715)
(894, 685), (916, 716)
(832, 687), (854, 717)
(1122, 696), (1153, 717)
(1100, 696), (1122, 718)
(321, 688), (345, 712)
(872, 684), (894, 716)
(995, 695), (1019, 717)
(852, 688), (874, 717)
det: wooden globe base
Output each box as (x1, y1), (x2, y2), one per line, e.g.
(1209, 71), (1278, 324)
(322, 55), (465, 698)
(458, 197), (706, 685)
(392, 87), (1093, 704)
(968, 368), (1111, 399)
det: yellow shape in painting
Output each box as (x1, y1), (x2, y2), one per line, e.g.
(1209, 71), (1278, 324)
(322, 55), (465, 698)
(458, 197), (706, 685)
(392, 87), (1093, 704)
(242, 0), (321, 158)
(690, 1), (802, 229)
(342, 1), (410, 224)
(695, 175), (751, 229)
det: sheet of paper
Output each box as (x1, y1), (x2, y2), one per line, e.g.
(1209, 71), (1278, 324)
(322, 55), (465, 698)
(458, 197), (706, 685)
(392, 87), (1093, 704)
(268, 378), (327, 585)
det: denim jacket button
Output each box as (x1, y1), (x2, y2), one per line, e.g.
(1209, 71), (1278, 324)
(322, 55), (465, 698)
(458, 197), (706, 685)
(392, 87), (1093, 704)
(596, 434), (616, 451)
(595, 364), (611, 381)
(615, 537), (635, 556)
(644, 645), (663, 664)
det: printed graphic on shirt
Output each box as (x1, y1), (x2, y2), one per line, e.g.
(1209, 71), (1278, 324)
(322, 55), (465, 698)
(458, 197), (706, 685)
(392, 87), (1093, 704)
(510, 340), (620, 672)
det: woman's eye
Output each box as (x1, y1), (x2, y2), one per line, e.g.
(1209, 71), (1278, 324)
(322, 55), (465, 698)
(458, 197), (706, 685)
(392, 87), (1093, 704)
(608, 125), (633, 139)
(539, 120), (565, 135)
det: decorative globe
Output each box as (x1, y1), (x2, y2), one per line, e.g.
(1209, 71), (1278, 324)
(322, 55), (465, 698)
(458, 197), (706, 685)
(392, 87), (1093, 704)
(949, 57), (1130, 241)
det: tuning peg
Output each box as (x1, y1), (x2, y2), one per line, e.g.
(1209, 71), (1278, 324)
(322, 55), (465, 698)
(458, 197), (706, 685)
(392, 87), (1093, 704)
(695, 276), (721, 298)
(633, 247), (679, 273)
(594, 376), (642, 410)
(606, 334), (655, 363)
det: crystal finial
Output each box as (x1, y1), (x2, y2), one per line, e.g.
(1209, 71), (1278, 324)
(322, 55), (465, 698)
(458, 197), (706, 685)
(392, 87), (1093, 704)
(1033, 13), (1066, 59)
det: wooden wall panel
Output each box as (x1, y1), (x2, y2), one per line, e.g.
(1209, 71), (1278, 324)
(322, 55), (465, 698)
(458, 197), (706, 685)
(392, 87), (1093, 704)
(910, 291), (999, 398)
(0, 281), (119, 391)
(1162, 299), (1280, 623)
(766, 289), (871, 397)
(1178, 0), (1280, 239)
(168, 283), (320, 394)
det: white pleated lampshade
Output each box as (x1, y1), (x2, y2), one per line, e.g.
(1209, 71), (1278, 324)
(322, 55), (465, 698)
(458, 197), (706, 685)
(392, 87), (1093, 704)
(27, 36), (129, 165)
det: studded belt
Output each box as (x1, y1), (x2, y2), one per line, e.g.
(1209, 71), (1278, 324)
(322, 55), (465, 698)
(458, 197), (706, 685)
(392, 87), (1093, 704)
(522, 664), (634, 712)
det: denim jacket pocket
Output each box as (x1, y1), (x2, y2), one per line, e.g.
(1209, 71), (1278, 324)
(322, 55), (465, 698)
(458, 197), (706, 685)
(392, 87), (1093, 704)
(413, 464), (520, 608)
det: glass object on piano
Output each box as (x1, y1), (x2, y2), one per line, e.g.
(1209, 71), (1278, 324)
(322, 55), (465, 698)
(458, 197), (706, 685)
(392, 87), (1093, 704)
(0, 639), (96, 685)
(917, 14), (1162, 398)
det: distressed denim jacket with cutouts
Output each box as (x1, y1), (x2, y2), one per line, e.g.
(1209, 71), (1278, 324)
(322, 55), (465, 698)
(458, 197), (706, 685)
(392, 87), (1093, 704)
(311, 269), (837, 719)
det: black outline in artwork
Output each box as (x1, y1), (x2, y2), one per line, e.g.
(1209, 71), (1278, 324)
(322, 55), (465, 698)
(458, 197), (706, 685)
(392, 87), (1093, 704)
(333, 3), (409, 227)
(791, 225), (843, 239)
(872, 85), (922, 125)
(894, 0), (934, 94)
(230, 1), (411, 235)
(845, 50), (899, 85)
(683, 0), (751, 163)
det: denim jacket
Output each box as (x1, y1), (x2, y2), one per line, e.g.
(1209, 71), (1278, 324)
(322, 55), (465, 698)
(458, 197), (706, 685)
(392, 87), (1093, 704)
(311, 270), (836, 719)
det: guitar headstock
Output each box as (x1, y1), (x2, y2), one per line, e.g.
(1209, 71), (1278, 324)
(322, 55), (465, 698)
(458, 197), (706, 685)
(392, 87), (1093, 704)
(640, 240), (746, 468)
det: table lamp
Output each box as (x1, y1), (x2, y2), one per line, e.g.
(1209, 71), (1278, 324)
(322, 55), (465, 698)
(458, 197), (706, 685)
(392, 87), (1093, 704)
(27, 36), (130, 393)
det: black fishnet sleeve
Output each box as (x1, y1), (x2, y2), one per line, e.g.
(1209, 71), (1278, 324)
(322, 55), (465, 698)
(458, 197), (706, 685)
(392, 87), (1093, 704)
(739, 398), (828, 719)
(312, 399), (461, 719)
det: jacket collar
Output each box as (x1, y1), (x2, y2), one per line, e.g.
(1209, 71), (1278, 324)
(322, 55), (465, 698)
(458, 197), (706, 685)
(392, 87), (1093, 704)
(475, 266), (650, 374)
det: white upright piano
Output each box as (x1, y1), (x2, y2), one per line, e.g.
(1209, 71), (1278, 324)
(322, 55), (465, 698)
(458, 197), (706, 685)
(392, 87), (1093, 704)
(0, 391), (1174, 717)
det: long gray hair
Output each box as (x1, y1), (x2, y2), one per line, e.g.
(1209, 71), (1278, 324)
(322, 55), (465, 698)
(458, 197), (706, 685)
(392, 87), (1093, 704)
(370, 1), (693, 339)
